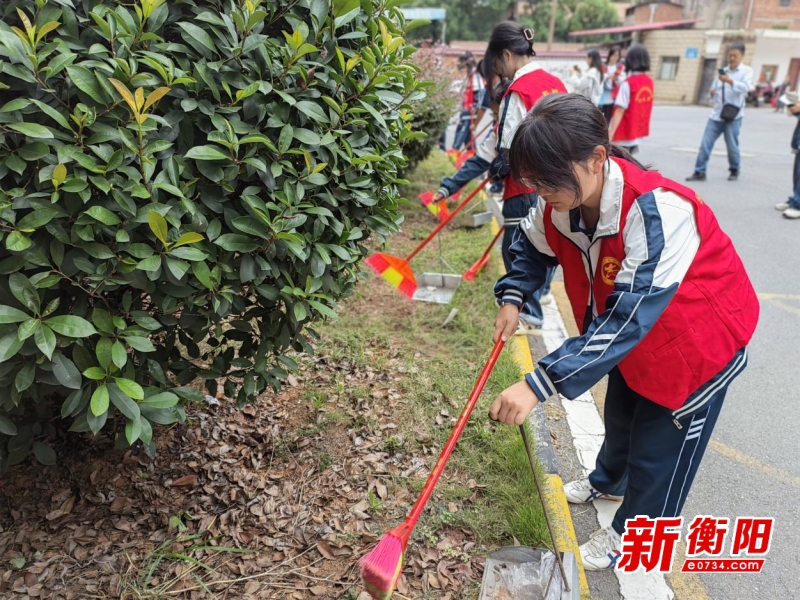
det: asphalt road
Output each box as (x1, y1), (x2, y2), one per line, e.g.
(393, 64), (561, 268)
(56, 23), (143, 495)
(623, 105), (800, 600)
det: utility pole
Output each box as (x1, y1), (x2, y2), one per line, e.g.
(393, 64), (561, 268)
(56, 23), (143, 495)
(547, 0), (557, 51)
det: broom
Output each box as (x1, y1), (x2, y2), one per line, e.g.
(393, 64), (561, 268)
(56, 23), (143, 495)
(359, 338), (506, 599)
(418, 189), (461, 221)
(365, 177), (489, 298)
(463, 227), (503, 282)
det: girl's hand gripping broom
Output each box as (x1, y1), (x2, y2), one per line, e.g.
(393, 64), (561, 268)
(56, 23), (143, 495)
(359, 337), (505, 599)
(365, 177), (489, 298)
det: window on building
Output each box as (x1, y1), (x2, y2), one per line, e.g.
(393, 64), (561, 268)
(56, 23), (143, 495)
(658, 57), (680, 81)
(779, 0), (791, 7)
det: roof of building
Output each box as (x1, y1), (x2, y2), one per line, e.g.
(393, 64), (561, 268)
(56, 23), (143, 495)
(445, 40), (587, 59)
(569, 19), (699, 37)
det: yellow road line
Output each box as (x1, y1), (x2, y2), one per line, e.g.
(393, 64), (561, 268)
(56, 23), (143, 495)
(757, 293), (800, 316)
(709, 440), (800, 490)
(757, 292), (800, 300)
(668, 542), (711, 600)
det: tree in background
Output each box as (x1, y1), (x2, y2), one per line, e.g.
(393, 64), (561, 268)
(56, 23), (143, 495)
(520, 0), (619, 43)
(569, 0), (620, 35)
(406, 0), (510, 42)
(406, 0), (619, 44)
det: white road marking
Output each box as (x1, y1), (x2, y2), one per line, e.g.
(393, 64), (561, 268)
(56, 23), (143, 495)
(541, 300), (675, 600)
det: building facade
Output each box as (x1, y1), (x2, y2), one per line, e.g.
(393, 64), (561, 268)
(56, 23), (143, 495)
(683, 0), (800, 31)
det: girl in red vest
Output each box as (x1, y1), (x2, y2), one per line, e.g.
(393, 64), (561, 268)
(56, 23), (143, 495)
(435, 22), (568, 333)
(489, 94), (758, 571)
(609, 45), (654, 155)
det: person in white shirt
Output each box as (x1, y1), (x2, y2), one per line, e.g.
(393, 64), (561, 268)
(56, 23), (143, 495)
(569, 50), (604, 107)
(600, 47), (625, 123)
(687, 43), (754, 182)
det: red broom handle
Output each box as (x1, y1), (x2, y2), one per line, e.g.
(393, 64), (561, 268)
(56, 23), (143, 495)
(405, 177), (489, 262)
(406, 338), (505, 525)
(471, 227), (503, 270)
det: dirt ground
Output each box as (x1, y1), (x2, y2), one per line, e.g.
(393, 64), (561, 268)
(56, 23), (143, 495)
(0, 313), (494, 600)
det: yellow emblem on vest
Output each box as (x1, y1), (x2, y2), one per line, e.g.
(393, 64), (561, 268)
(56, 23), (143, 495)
(601, 257), (622, 286)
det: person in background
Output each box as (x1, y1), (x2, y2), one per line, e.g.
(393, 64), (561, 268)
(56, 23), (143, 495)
(774, 97), (800, 219)
(687, 43), (753, 182)
(600, 47), (625, 123)
(434, 76), (509, 206)
(453, 52), (486, 151)
(472, 60), (492, 136)
(569, 49), (604, 107)
(435, 22), (568, 331)
(609, 45), (653, 155)
(775, 76), (791, 112)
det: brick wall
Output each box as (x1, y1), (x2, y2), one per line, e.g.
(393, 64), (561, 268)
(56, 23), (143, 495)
(750, 0), (800, 31)
(639, 30), (708, 104)
(629, 2), (685, 25)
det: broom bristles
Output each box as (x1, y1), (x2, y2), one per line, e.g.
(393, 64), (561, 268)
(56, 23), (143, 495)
(360, 532), (404, 600)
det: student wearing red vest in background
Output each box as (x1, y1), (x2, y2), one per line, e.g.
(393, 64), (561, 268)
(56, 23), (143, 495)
(433, 23), (567, 333)
(489, 94), (758, 571)
(609, 45), (653, 155)
(452, 52), (485, 151)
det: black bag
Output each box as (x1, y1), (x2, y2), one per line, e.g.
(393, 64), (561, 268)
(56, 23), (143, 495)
(720, 84), (740, 122)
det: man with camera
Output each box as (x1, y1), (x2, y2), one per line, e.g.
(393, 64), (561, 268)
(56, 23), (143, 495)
(686, 43), (753, 182)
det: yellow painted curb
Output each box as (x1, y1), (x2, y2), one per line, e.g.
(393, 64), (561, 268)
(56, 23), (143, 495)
(491, 215), (590, 598)
(546, 474), (591, 600)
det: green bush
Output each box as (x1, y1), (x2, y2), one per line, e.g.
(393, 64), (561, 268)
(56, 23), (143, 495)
(0, 0), (425, 470)
(401, 47), (457, 174)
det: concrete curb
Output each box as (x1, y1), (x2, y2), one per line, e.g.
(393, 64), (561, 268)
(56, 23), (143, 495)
(488, 214), (590, 599)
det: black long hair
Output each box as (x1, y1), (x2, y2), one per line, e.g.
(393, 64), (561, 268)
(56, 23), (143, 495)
(606, 46), (621, 65)
(510, 94), (647, 206)
(587, 49), (604, 83)
(483, 21), (535, 86)
(624, 45), (650, 73)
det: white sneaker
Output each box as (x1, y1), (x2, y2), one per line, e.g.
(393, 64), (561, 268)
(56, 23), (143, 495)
(783, 207), (800, 219)
(775, 201), (791, 211)
(515, 320), (542, 336)
(540, 293), (554, 305)
(580, 527), (623, 571)
(563, 477), (623, 504)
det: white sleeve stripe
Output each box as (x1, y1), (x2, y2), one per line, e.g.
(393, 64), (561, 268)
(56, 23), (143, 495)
(530, 370), (551, 400)
(536, 368), (557, 397)
(553, 296), (645, 384)
(583, 344), (610, 352)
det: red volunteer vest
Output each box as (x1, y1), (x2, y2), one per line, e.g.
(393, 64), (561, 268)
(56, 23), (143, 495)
(543, 158), (759, 409)
(501, 70), (567, 201)
(613, 74), (654, 142)
(464, 72), (475, 112)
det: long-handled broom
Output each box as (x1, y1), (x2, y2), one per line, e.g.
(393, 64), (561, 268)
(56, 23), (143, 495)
(365, 177), (489, 299)
(463, 227), (503, 282)
(359, 338), (506, 599)
(418, 189), (461, 221)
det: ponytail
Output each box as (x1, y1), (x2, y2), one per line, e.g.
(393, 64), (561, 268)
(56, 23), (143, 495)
(484, 21), (536, 86)
(510, 94), (648, 204)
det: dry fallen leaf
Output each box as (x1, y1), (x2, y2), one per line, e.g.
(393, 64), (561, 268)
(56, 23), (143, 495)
(428, 573), (441, 589)
(316, 540), (335, 560)
(171, 475), (198, 487)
